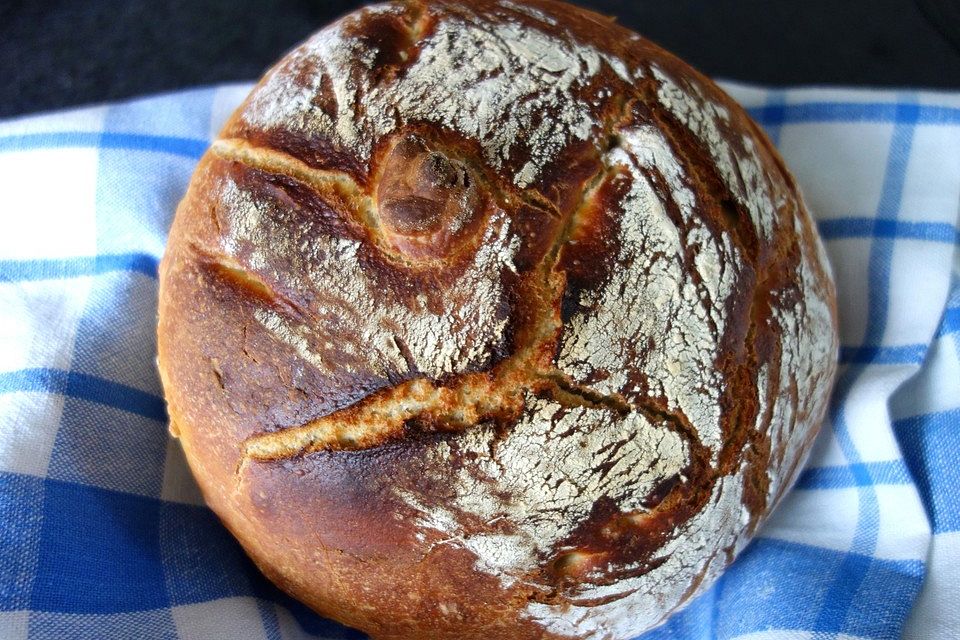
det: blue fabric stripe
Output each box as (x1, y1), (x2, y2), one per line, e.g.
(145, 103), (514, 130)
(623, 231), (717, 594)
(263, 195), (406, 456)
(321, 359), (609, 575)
(760, 89), (786, 146)
(0, 368), (165, 422)
(749, 101), (960, 126)
(894, 408), (960, 533)
(0, 472), (44, 611)
(937, 305), (960, 338)
(945, 278), (960, 367)
(256, 601), (284, 640)
(0, 132), (206, 159)
(797, 460), (913, 489)
(0, 253), (159, 282)
(818, 217), (959, 244)
(813, 100), (920, 631)
(840, 343), (927, 365)
(29, 476), (171, 613)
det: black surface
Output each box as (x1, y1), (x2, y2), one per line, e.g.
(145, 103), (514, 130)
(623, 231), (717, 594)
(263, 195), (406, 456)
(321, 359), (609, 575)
(2, 0), (960, 118)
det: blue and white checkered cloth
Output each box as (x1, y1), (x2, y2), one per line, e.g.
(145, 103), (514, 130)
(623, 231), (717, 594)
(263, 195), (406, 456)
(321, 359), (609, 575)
(0, 81), (958, 640)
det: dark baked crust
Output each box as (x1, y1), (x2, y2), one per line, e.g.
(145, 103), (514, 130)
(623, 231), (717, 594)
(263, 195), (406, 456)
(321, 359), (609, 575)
(157, 1), (838, 638)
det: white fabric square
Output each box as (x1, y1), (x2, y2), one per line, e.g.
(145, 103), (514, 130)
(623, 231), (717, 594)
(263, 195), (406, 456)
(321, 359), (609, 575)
(719, 82), (769, 109)
(904, 531), (960, 640)
(759, 487), (859, 553)
(892, 336), (960, 419)
(0, 149), (99, 260)
(160, 437), (205, 506)
(0, 279), (91, 373)
(0, 611), (29, 640)
(786, 87), (900, 105)
(171, 597), (268, 640)
(899, 125), (960, 220)
(845, 368), (920, 463)
(916, 91), (960, 108)
(0, 392), (63, 477)
(805, 426), (849, 469)
(0, 105), (107, 137)
(777, 122), (893, 219)
(885, 240), (955, 345)
(873, 484), (930, 561)
(823, 238), (872, 348)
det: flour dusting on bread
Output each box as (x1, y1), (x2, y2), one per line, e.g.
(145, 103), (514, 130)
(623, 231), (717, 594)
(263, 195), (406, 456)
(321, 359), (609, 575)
(158, 2), (838, 638)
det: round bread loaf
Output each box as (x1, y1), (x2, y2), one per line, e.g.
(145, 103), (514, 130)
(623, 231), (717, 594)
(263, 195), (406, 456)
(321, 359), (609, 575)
(157, 1), (839, 638)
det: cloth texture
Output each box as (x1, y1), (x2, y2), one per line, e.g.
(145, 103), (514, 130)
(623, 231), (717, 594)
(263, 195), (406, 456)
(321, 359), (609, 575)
(0, 82), (957, 640)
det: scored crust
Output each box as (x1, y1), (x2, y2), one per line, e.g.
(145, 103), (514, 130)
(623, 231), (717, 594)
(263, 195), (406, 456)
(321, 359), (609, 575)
(157, 1), (839, 638)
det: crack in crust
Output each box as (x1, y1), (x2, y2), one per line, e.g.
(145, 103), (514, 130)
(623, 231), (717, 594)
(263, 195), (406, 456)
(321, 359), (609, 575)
(211, 138), (387, 247)
(244, 370), (530, 459)
(190, 243), (311, 319)
(213, 139), (364, 198)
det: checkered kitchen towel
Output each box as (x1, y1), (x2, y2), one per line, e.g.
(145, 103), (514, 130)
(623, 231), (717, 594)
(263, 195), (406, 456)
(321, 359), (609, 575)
(0, 81), (958, 640)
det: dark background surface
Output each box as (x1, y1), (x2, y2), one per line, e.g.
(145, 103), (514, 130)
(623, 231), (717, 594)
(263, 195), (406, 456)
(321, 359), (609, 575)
(2, 0), (960, 118)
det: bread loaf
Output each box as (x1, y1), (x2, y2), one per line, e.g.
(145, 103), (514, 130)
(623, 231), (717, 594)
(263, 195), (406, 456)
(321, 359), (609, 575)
(157, 1), (839, 638)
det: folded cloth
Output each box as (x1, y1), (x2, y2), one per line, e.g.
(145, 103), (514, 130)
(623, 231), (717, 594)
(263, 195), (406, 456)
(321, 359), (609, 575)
(0, 82), (957, 640)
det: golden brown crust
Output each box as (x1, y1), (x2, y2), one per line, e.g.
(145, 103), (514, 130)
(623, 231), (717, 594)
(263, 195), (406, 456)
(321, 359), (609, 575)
(158, 1), (839, 638)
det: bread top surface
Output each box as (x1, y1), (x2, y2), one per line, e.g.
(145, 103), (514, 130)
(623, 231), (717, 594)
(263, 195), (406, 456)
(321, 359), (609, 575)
(157, 1), (838, 637)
